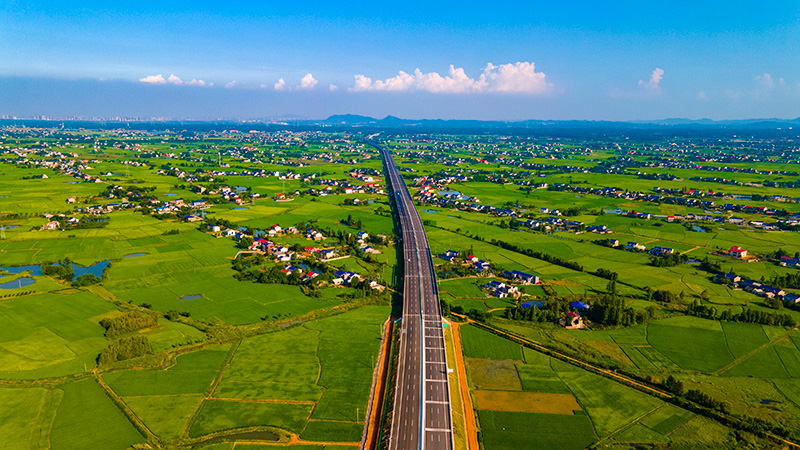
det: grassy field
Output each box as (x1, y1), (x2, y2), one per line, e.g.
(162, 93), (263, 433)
(187, 306), (388, 440)
(50, 379), (145, 450)
(0, 290), (116, 379)
(458, 324), (758, 449)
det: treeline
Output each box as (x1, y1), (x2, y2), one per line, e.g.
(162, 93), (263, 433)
(42, 262), (74, 281)
(650, 253), (689, 267)
(72, 273), (101, 287)
(588, 294), (657, 327)
(98, 336), (153, 365)
(769, 272), (800, 289)
(100, 312), (159, 337)
(687, 300), (797, 327)
(489, 239), (584, 272)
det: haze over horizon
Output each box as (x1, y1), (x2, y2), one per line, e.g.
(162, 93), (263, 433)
(2, 1), (799, 121)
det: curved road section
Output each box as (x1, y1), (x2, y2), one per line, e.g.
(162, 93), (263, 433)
(372, 140), (455, 450)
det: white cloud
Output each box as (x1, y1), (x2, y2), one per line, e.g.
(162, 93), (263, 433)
(225, 80), (237, 89)
(298, 73), (318, 90)
(483, 62), (549, 93)
(273, 74), (319, 91)
(186, 79), (209, 87)
(638, 68), (664, 89)
(167, 74), (183, 85)
(697, 91), (706, 100)
(348, 62), (551, 94)
(329, 84), (339, 91)
(139, 74), (167, 84)
(756, 73), (774, 90)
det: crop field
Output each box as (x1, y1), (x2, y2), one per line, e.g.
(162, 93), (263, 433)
(188, 306), (387, 440)
(0, 290), (116, 379)
(454, 324), (774, 448)
(460, 324), (523, 360)
(50, 379), (145, 450)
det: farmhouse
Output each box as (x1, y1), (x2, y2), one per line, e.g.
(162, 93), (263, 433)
(626, 242), (646, 252)
(503, 270), (539, 285)
(560, 312), (585, 329)
(780, 256), (800, 268)
(727, 246), (748, 259)
(41, 220), (60, 230)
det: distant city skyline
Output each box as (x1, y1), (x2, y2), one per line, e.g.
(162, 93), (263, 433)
(2, 1), (799, 120)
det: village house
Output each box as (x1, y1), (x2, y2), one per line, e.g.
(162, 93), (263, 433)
(560, 312), (584, 329)
(727, 246), (748, 259)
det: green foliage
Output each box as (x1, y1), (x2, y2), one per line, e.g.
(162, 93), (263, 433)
(99, 312), (158, 337)
(71, 273), (101, 287)
(98, 336), (153, 365)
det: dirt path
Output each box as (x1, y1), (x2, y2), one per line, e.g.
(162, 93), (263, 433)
(716, 329), (795, 375)
(448, 321), (479, 450)
(680, 245), (701, 255)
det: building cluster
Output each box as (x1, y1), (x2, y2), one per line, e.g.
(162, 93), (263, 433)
(715, 273), (799, 304)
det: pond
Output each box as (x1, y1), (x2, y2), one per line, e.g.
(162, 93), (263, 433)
(124, 253), (147, 258)
(422, 210), (439, 213)
(0, 277), (35, 289)
(692, 225), (707, 233)
(0, 260), (110, 281)
(180, 294), (202, 300)
(231, 207), (248, 210)
(163, 193), (177, 196)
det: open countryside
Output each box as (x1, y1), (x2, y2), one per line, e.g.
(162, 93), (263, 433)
(1, 123), (800, 450)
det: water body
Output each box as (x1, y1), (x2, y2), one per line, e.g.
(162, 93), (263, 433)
(423, 210), (439, 213)
(181, 294), (202, 300)
(0, 277), (35, 289)
(124, 253), (147, 258)
(0, 260), (109, 281)
(163, 193), (177, 196)
(232, 207), (248, 210)
(692, 226), (707, 233)
(604, 209), (623, 214)
(4, 225), (19, 229)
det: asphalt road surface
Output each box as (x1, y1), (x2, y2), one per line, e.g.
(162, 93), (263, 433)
(371, 140), (454, 450)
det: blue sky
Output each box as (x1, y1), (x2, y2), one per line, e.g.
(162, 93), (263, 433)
(1, 1), (799, 120)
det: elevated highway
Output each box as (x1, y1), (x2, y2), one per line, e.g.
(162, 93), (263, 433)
(371, 140), (454, 450)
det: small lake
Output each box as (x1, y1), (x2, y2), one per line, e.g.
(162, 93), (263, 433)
(692, 226), (707, 233)
(163, 193), (177, 196)
(181, 294), (202, 300)
(0, 260), (109, 281)
(124, 253), (147, 258)
(3, 225), (19, 229)
(423, 210), (439, 213)
(0, 277), (35, 289)
(231, 207), (248, 210)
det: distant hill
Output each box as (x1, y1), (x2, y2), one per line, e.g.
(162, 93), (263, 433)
(317, 115), (800, 130)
